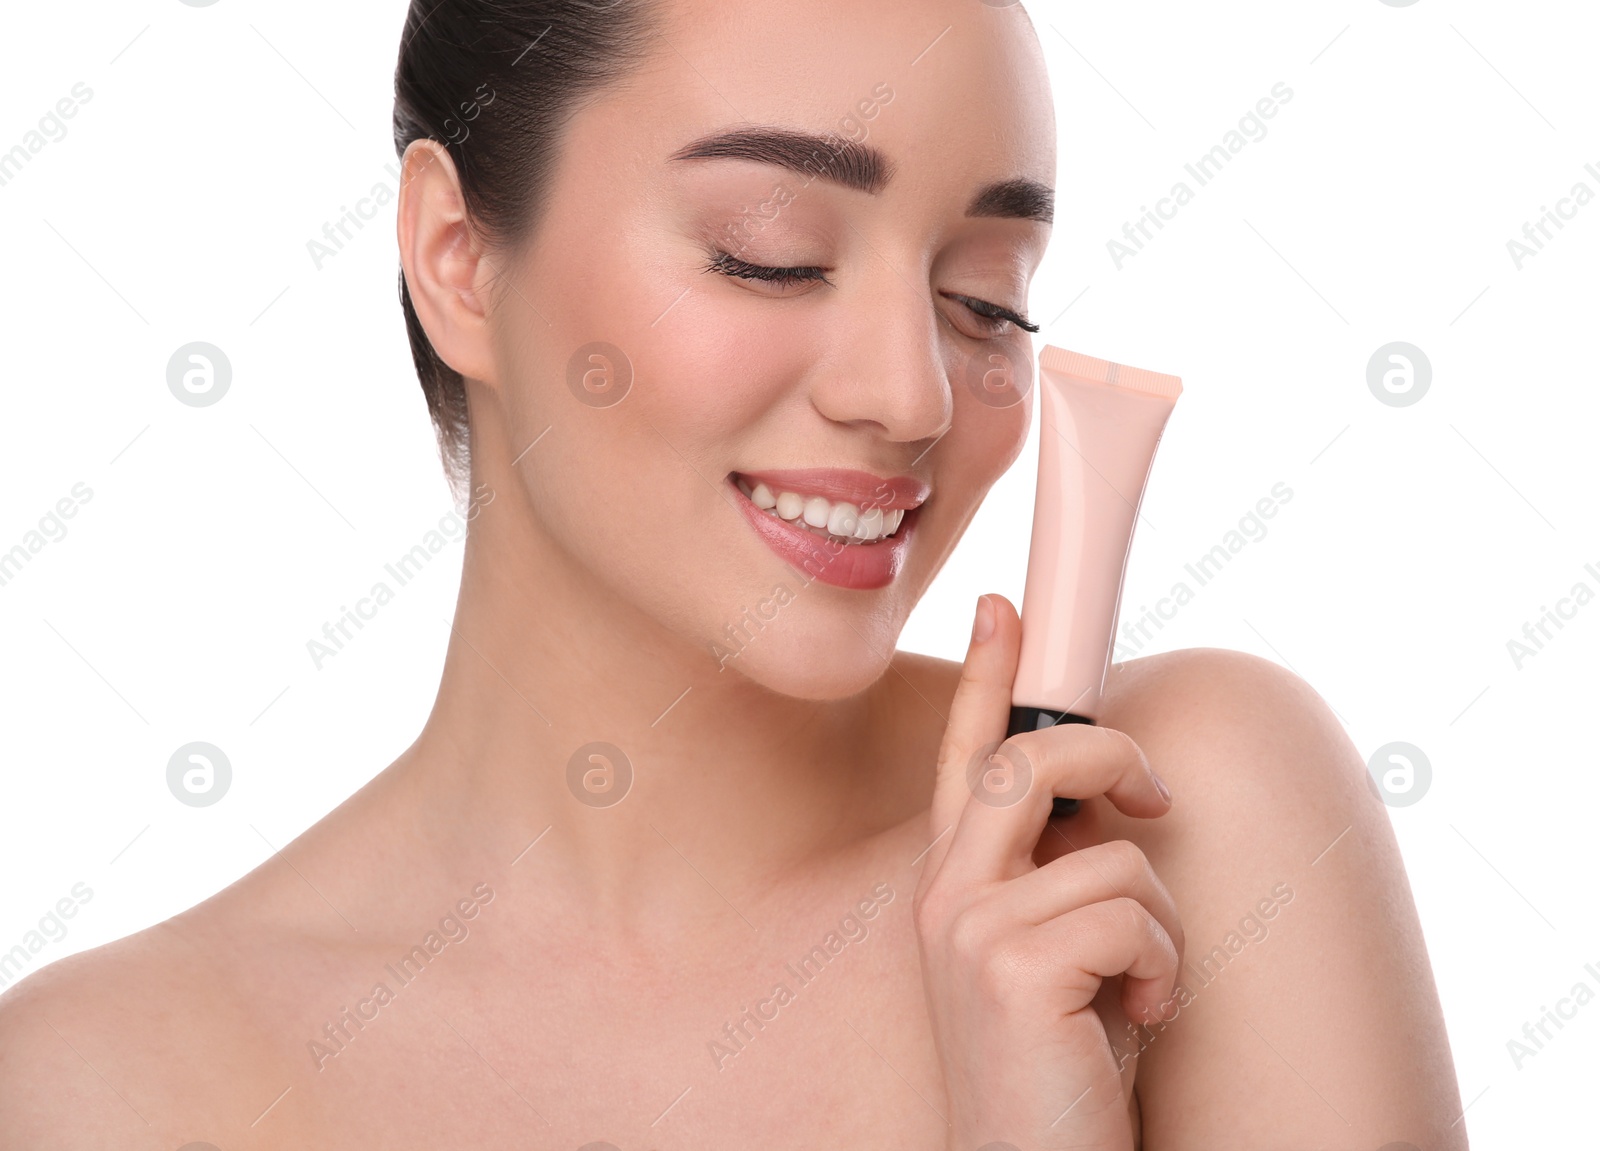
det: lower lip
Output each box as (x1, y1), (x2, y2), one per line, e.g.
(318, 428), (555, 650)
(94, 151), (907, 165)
(728, 479), (915, 591)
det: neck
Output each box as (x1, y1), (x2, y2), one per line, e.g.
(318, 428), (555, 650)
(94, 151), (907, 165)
(393, 461), (929, 931)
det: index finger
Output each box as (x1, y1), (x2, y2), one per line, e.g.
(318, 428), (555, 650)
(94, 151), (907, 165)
(922, 593), (1020, 879)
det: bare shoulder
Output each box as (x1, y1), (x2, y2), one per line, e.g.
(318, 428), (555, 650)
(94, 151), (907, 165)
(0, 897), (282, 1150)
(1094, 648), (1467, 1148)
(0, 814), (377, 1151)
(1101, 645), (1363, 801)
(0, 760), (488, 1150)
(1096, 646), (1412, 918)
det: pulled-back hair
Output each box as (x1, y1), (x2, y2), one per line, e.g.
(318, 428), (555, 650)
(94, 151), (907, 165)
(392, 0), (660, 502)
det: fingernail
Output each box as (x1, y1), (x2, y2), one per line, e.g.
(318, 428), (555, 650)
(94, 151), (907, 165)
(971, 594), (995, 643)
(1151, 771), (1171, 803)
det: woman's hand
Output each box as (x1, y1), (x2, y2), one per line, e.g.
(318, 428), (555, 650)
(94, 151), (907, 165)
(914, 594), (1184, 1151)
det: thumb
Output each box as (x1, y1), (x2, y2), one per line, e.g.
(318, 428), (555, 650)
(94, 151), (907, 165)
(925, 593), (1021, 870)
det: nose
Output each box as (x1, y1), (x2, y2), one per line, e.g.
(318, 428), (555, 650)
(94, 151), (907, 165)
(806, 257), (953, 446)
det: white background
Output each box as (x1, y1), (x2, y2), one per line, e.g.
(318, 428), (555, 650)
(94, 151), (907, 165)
(2, 0), (1597, 1145)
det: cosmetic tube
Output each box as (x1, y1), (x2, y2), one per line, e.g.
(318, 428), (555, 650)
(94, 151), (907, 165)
(1009, 346), (1182, 817)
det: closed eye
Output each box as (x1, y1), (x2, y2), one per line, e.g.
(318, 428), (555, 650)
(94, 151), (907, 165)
(703, 251), (833, 289)
(704, 250), (1038, 335)
(939, 292), (1040, 334)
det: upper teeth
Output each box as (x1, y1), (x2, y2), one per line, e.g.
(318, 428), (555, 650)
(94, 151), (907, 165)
(735, 477), (907, 544)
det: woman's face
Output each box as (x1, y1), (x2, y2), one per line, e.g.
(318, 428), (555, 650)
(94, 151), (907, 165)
(482, 0), (1055, 700)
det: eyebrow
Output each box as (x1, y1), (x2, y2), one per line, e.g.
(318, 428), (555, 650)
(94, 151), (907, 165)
(968, 177), (1054, 225)
(669, 127), (1053, 224)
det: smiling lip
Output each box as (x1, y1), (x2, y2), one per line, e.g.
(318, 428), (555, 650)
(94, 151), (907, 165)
(727, 470), (925, 591)
(730, 468), (931, 511)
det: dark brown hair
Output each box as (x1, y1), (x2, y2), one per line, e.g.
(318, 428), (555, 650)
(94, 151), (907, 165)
(392, 0), (660, 499)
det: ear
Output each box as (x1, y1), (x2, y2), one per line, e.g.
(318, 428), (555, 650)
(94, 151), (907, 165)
(396, 139), (498, 386)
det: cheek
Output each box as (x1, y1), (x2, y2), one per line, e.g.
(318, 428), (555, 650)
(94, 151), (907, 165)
(641, 297), (816, 439)
(495, 278), (802, 633)
(948, 346), (1034, 483)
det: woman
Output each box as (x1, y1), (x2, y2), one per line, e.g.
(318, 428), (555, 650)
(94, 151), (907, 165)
(0, 0), (1465, 1147)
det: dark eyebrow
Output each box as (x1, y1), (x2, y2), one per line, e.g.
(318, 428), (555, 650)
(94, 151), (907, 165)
(669, 127), (893, 195)
(968, 178), (1054, 225)
(670, 126), (1053, 224)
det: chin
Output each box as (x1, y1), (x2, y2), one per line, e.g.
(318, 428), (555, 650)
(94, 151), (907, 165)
(702, 601), (904, 702)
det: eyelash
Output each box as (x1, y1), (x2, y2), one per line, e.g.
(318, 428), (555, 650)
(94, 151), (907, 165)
(705, 251), (833, 288)
(703, 251), (1040, 335)
(949, 292), (1042, 335)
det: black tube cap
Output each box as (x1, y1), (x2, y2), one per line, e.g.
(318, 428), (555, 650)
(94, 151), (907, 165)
(1006, 706), (1091, 818)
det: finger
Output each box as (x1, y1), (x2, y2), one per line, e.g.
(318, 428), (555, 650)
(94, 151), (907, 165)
(923, 593), (1021, 876)
(1030, 795), (1100, 869)
(940, 723), (1170, 887)
(1026, 725), (1170, 820)
(992, 840), (1184, 968)
(1021, 897), (1180, 1024)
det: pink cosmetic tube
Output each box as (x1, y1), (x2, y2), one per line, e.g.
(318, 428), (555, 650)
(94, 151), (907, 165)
(1009, 346), (1183, 817)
